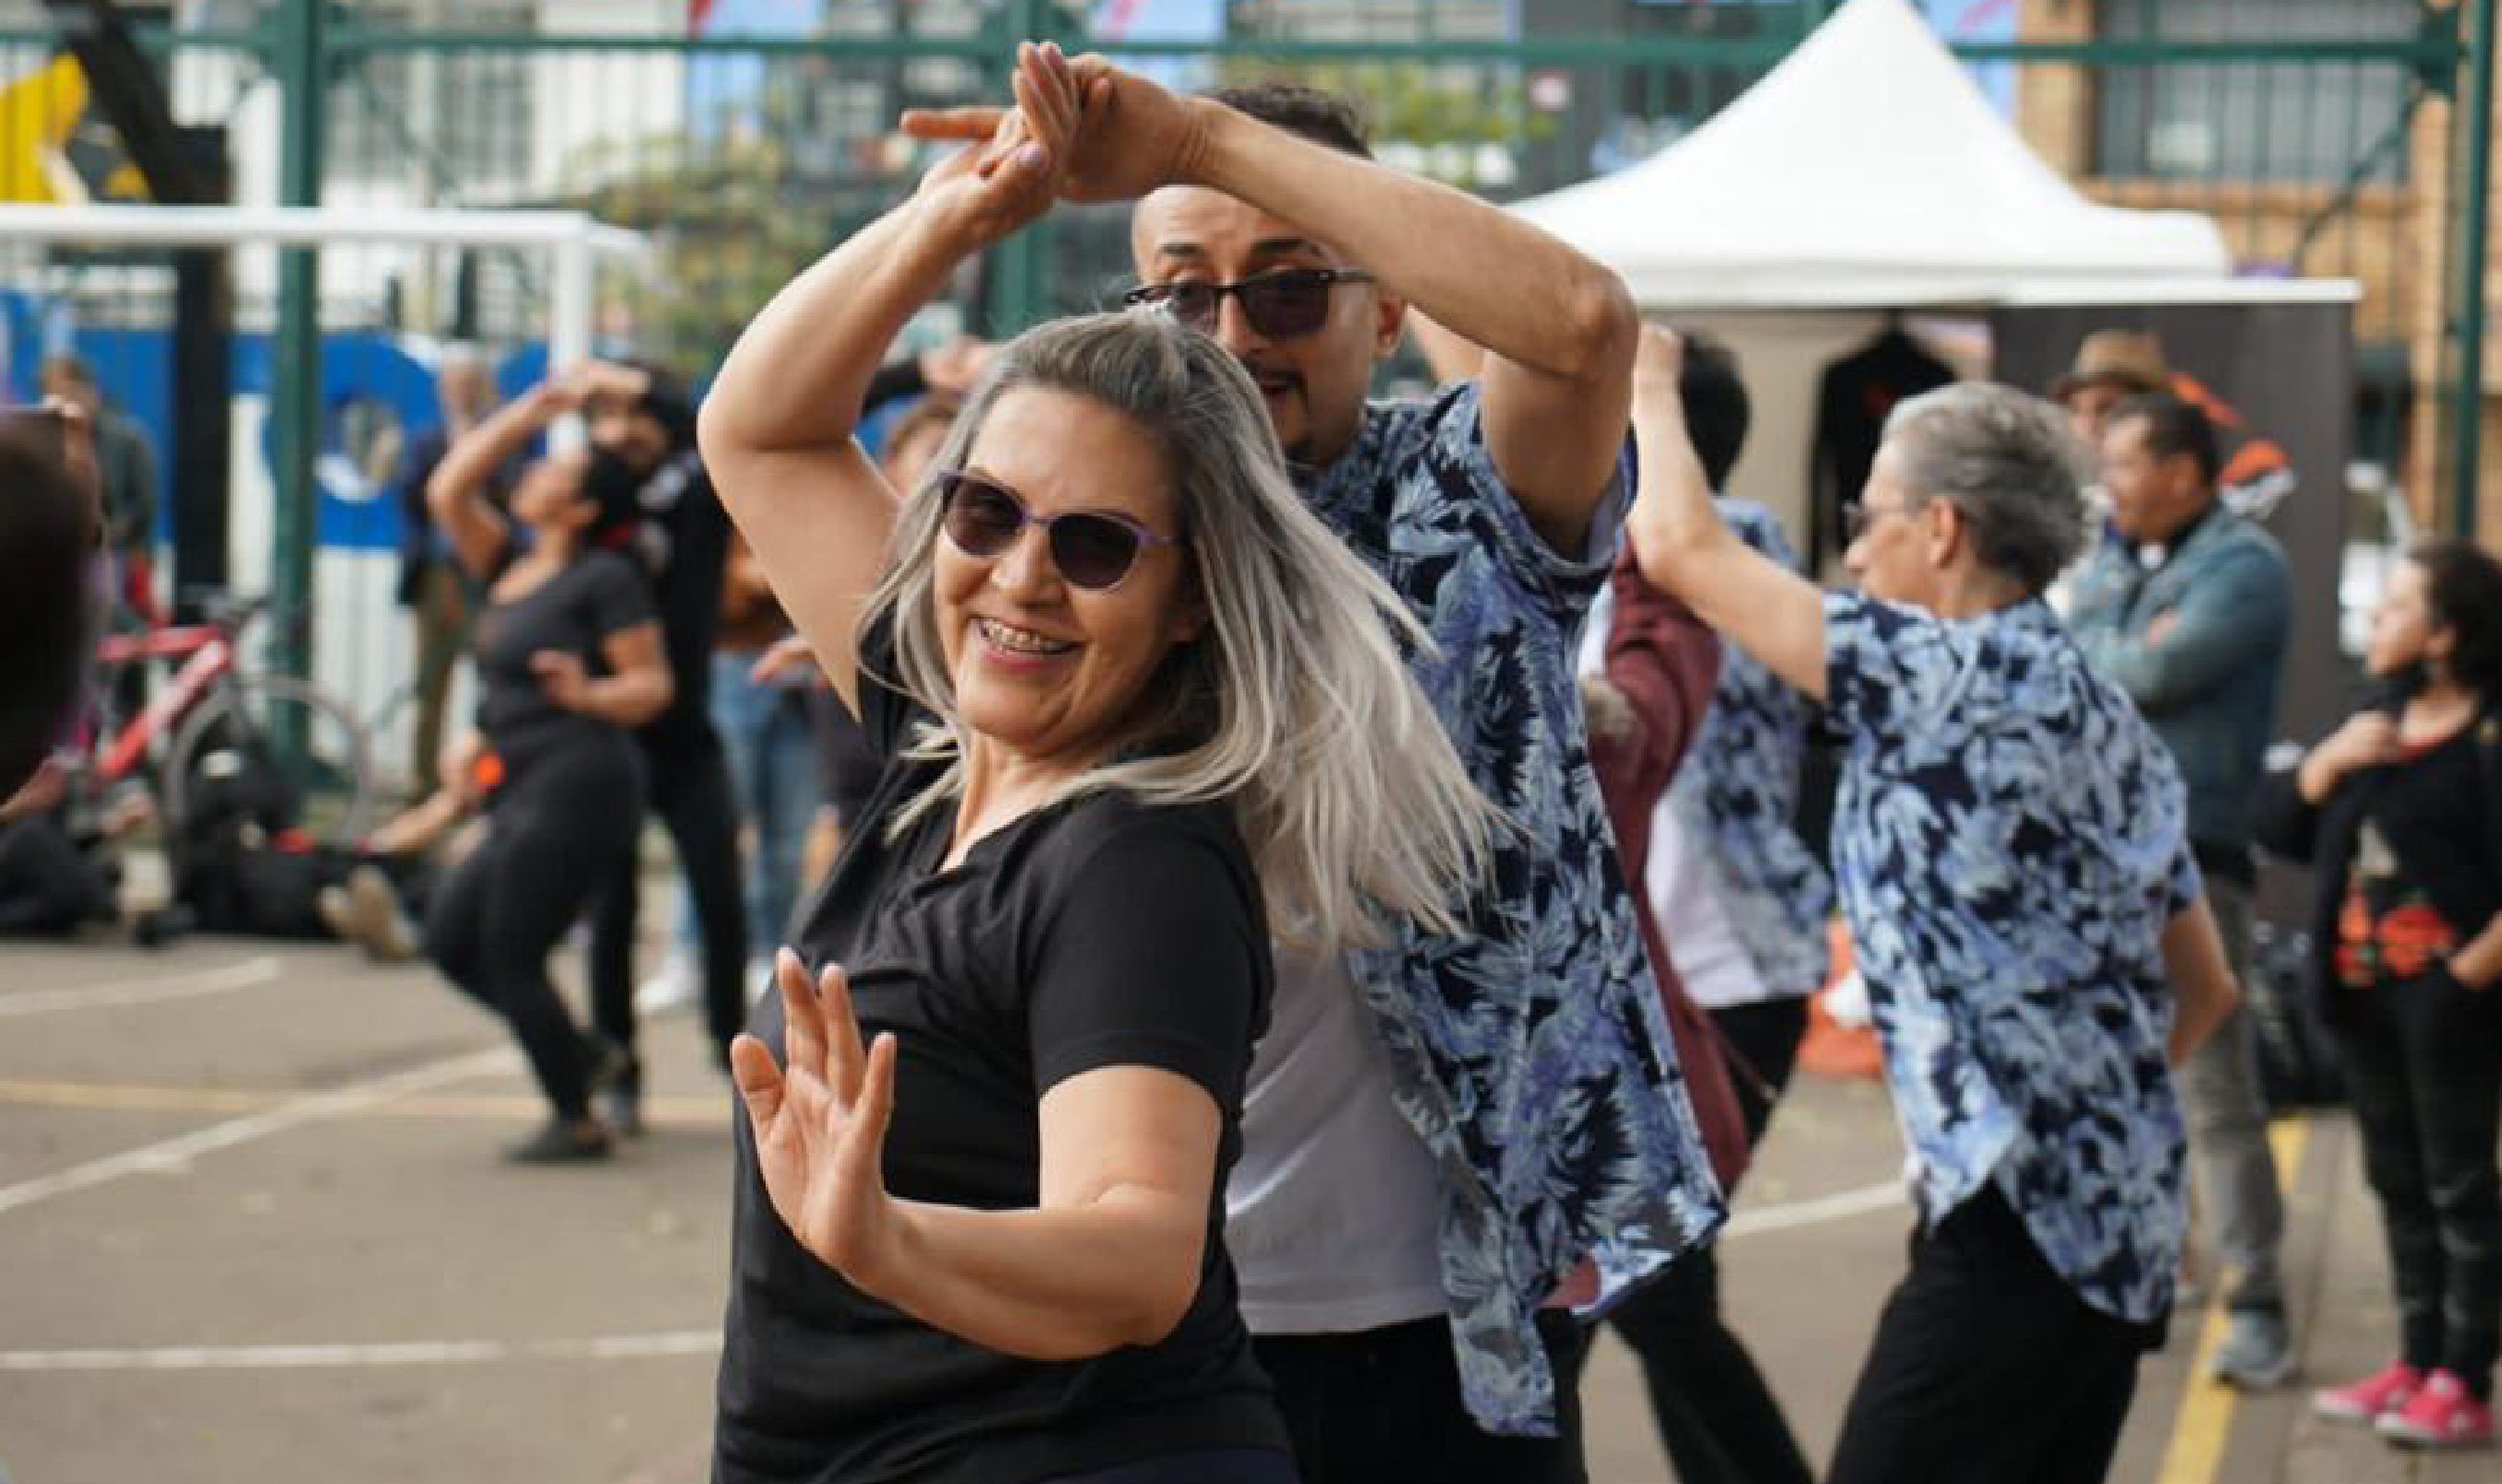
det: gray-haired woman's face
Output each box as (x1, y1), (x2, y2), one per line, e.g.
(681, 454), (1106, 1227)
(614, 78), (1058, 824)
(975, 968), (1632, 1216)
(1843, 440), (1938, 608)
(930, 386), (1207, 773)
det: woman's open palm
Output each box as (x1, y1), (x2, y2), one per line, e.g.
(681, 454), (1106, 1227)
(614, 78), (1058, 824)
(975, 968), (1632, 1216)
(731, 951), (902, 1286)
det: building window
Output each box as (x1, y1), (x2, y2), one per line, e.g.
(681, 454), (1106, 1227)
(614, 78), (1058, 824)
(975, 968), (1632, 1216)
(2094, 0), (2419, 185)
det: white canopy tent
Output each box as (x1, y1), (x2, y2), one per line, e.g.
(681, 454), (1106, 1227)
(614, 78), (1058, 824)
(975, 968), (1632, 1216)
(1505, 0), (2358, 548)
(1508, 0), (2246, 308)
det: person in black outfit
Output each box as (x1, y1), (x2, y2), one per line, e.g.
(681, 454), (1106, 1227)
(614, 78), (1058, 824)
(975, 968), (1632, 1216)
(425, 382), (675, 1164)
(697, 45), (1495, 1483)
(1, 405), (99, 814)
(567, 358), (748, 1127)
(2261, 537), (2502, 1448)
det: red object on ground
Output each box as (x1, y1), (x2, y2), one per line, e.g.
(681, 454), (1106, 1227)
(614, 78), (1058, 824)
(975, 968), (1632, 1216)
(1798, 919), (1883, 1082)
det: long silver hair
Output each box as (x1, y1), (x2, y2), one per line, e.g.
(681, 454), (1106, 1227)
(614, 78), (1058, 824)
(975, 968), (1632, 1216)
(862, 311), (1495, 952)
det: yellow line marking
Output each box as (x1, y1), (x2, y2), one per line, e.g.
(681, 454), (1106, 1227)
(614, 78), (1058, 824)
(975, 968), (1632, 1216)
(0, 1078), (727, 1128)
(2153, 1116), (2312, 1484)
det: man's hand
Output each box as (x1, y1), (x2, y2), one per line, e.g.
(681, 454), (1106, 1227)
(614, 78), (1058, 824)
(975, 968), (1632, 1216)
(1579, 672), (1637, 747)
(1633, 320), (1684, 397)
(902, 50), (1203, 207)
(558, 359), (652, 407)
(917, 337), (997, 395)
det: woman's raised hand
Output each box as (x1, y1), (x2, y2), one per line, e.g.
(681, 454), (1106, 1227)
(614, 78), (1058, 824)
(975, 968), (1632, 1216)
(905, 41), (1084, 252)
(731, 950), (904, 1288)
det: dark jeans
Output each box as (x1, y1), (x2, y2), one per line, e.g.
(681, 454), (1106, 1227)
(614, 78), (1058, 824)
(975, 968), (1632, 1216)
(427, 744), (642, 1120)
(1827, 1187), (2153, 1484)
(588, 726), (747, 1059)
(2329, 968), (2502, 1397)
(1574, 1247), (1811, 1484)
(1711, 995), (1810, 1149)
(1036, 1449), (1298, 1484)
(1253, 1310), (1588, 1484)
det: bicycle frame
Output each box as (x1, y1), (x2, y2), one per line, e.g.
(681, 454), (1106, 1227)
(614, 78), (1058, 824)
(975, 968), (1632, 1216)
(91, 625), (234, 781)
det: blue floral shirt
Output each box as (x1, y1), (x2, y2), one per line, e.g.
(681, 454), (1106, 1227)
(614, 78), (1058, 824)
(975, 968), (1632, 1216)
(1304, 384), (1724, 1433)
(1822, 593), (2197, 1325)
(1664, 499), (1834, 999)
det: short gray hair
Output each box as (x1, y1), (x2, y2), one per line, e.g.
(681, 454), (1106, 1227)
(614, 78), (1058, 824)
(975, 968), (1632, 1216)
(1882, 382), (2090, 595)
(864, 311), (1496, 953)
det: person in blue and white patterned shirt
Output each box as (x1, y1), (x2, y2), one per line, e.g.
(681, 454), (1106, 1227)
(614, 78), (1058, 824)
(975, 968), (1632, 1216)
(1621, 324), (2241, 1484)
(899, 61), (1729, 1481)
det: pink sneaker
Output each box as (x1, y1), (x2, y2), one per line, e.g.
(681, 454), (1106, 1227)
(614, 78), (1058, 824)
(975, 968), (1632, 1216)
(2375, 1369), (2496, 1448)
(2312, 1360), (2422, 1424)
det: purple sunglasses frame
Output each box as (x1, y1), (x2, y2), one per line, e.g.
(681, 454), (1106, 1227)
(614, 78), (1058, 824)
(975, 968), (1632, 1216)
(935, 469), (1184, 592)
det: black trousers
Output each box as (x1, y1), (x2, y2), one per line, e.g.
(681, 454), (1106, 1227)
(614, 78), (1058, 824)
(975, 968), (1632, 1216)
(0, 812), (113, 935)
(1577, 995), (1812, 1484)
(1252, 1310), (1588, 1484)
(426, 743), (642, 1121)
(1712, 995), (1809, 1147)
(1035, 1449), (1299, 1484)
(1827, 1187), (2154, 1484)
(587, 725), (748, 1059)
(2330, 968), (2502, 1397)
(1574, 1246), (1811, 1484)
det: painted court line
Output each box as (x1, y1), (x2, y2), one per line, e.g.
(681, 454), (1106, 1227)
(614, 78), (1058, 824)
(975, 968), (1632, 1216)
(0, 956), (284, 1019)
(0, 1045), (516, 1218)
(0, 1331), (721, 1372)
(1724, 1178), (1905, 1238)
(0, 1078), (723, 1128)
(2152, 1116), (2312, 1484)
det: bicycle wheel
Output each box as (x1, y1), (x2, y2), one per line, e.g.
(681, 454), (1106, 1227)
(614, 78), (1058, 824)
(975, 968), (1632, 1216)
(163, 674), (378, 852)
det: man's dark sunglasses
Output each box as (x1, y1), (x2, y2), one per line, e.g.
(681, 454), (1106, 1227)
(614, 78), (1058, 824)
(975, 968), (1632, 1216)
(1122, 267), (1377, 340)
(935, 470), (1182, 592)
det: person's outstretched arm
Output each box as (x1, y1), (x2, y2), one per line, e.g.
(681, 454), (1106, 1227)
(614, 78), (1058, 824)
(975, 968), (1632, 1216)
(1620, 326), (1830, 700)
(700, 43), (1080, 719)
(911, 61), (1637, 556)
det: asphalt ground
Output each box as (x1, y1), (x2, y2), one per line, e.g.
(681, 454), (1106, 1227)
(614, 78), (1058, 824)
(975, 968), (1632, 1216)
(0, 931), (2490, 1484)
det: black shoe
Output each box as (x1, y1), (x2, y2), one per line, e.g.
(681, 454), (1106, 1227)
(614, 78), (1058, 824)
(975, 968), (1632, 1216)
(503, 1116), (611, 1164)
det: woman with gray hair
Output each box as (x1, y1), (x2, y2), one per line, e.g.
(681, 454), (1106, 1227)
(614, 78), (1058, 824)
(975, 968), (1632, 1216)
(695, 45), (1489, 1484)
(1624, 325), (2240, 1484)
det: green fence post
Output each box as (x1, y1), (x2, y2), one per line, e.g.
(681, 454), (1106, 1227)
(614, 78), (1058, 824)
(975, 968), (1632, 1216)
(981, 0), (1054, 334)
(2457, 0), (2497, 537)
(270, 0), (325, 682)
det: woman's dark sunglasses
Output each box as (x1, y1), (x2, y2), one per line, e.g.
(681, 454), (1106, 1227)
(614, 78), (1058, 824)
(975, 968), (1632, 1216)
(936, 470), (1181, 592)
(1121, 267), (1377, 340)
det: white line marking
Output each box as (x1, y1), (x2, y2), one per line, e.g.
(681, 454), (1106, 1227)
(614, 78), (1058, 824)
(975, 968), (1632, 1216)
(1723, 1178), (1906, 1238)
(0, 1046), (515, 1218)
(0, 1332), (721, 1372)
(0, 956), (285, 1019)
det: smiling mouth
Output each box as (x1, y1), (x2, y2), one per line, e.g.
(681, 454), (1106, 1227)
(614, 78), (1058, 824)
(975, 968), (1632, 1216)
(976, 617), (1078, 657)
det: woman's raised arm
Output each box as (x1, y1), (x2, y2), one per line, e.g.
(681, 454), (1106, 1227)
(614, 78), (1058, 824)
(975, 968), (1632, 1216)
(698, 43), (1082, 718)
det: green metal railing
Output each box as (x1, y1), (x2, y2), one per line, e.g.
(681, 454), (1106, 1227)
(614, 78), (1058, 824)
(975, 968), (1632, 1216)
(0, 1), (2484, 674)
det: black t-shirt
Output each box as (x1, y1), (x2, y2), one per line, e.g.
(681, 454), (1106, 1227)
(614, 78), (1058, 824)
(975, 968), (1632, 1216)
(2353, 720), (2497, 935)
(471, 549), (653, 771)
(714, 634), (1283, 1484)
(613, 446), (730, 753)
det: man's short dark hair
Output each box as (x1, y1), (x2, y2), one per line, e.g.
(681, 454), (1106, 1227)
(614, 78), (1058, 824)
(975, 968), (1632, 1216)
(1678, 332), (1749, 491)
(1203, 82), (1372, 159)
(2109, 390), (2219, 489)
